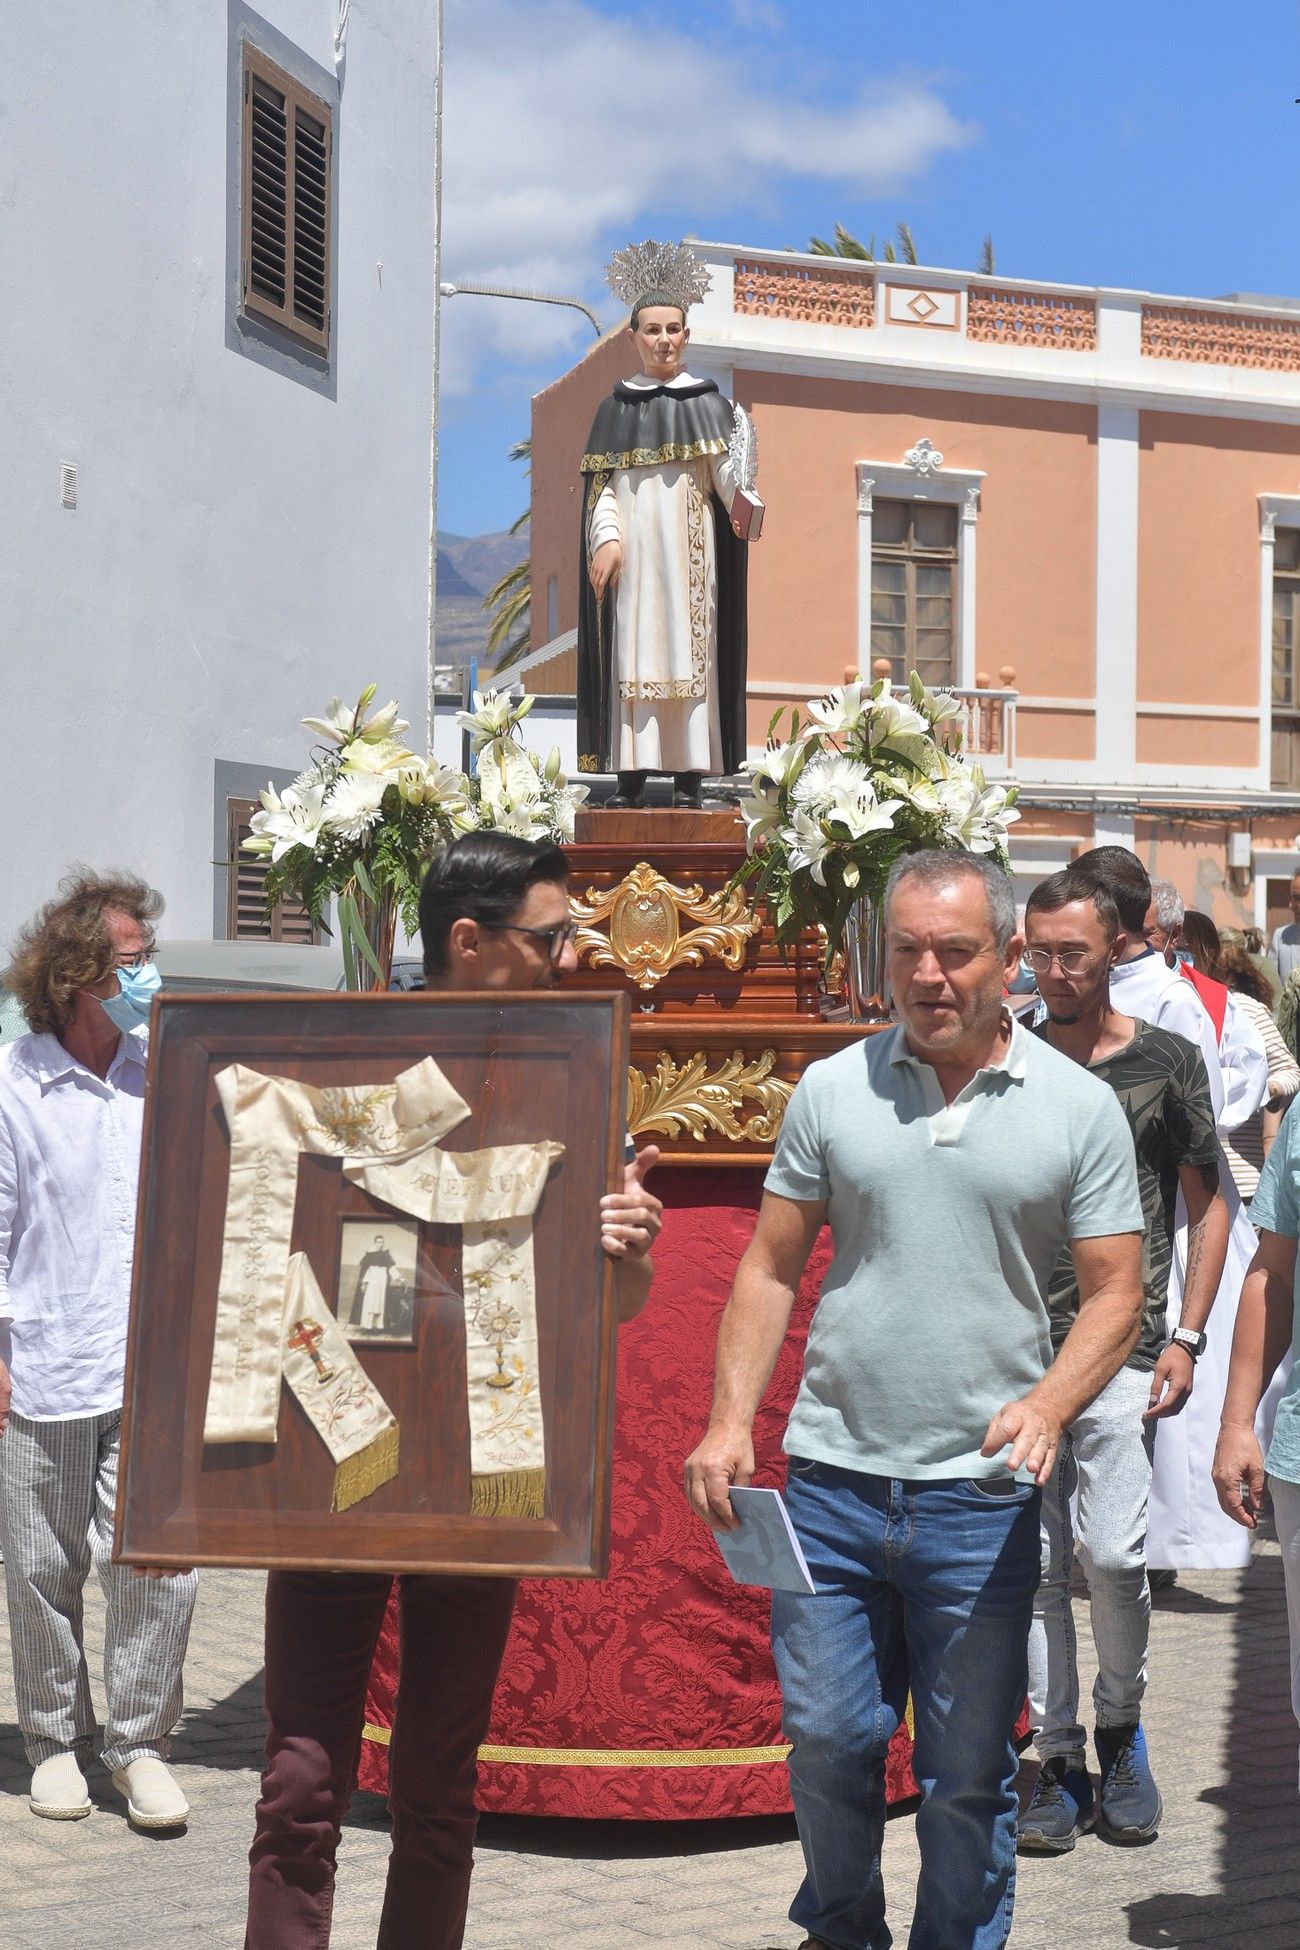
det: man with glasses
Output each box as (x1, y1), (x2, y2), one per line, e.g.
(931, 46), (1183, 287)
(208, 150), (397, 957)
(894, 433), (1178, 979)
(0, 871), (197, 1829)
(245, 831), (662, 1950)
(1018, 868), (1227, 1855)
(1268, 870), (1300, 984)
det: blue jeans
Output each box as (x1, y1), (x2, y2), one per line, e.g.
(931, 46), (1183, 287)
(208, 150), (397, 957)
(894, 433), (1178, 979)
(771, 1460), (1041, 1950)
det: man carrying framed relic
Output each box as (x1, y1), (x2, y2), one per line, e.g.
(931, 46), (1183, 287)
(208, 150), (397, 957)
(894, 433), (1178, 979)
(114, 832), (660, 1947)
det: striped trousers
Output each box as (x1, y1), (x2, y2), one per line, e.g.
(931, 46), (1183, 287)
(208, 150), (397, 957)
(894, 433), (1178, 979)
(0, 1409), (198, 1770)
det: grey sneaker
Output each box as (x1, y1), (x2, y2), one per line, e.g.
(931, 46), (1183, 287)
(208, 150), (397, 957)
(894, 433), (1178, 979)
(1017, 1756), (1096, 1854)
(1095, 1721), (1161, 1841)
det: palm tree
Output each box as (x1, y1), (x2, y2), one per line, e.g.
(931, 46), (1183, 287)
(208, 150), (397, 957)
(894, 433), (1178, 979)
(808, 220), (918, 265)
(482, 439), (531, 671)
(809, 221), (995, 275)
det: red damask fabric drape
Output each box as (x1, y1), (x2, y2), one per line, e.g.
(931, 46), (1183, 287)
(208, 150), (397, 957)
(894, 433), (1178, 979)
(358, 1166), (921, 1817)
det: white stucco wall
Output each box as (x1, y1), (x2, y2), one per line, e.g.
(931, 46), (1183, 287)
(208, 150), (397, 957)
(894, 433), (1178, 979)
(0, 0), (438, 947)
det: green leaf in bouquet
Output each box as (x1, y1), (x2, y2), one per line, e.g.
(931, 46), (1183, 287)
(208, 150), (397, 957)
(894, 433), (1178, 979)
(339, 889), (385, 986)
(352, 855), (377, 900)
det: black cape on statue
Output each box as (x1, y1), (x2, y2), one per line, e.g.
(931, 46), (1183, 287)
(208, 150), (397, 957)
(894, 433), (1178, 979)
(575, 378), (749, 776)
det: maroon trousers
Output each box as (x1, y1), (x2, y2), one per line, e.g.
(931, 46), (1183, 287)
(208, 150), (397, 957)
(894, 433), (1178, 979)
(245, 1570), (518, 1950)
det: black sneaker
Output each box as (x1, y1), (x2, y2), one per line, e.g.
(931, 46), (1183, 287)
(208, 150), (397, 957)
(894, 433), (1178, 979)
(1017, 1755), (1096, 1854)
(1095, 1721), (1162, 1841)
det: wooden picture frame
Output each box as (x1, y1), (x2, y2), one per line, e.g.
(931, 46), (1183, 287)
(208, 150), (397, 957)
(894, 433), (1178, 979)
(115, 991), (630, 1577)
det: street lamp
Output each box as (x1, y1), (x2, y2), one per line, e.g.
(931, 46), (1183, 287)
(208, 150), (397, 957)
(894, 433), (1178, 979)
(439, 282), (603, 336)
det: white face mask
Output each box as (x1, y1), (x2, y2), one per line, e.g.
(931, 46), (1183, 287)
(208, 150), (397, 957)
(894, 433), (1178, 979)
(98, 961), (162, 1031)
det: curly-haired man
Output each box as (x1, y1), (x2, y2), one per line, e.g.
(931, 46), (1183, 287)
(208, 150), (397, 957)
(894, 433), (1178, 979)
(0, 870), (197, 1829)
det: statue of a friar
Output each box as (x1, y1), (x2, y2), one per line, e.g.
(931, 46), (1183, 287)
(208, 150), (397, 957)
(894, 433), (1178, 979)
(576, 241), (763, 809)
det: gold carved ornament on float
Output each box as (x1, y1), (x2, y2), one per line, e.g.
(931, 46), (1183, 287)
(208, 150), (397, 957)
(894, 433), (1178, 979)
(571, 863), (758, 991)
(627, 1049), (793, 1146)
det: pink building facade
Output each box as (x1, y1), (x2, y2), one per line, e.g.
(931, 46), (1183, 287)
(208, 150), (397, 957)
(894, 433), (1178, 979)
(528, 244), (1300, 936)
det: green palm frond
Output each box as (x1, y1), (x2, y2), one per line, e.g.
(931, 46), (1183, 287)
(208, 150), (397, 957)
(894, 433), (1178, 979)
(809, 223), (875, 260)
(980, 234), (996, 275)
(483, 440), (533, 667)
(896, 222), (918, 266)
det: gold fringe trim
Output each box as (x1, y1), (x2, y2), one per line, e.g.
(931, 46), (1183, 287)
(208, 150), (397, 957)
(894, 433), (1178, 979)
(580, 438), (729, 473)
(470, 1466), (546, 1520)
(359, 1723), (792, 1766)
(331, 1424), (400, 1513)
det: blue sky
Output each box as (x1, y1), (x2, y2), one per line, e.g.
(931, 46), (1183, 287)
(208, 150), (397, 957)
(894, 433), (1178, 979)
(437, 0), (1300, 537)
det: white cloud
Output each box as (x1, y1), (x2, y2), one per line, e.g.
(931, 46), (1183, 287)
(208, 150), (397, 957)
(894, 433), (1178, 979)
(439, 0), (975, 394)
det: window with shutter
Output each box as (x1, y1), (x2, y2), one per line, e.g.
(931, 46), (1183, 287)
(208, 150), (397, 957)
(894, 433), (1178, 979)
(241, 47), (333, 355)
(226, 799), (321, 943)
(870, 499), (958, 692)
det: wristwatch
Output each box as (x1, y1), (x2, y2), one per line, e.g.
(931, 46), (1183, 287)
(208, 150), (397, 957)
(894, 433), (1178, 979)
(1169, 1327), (1207, 1360)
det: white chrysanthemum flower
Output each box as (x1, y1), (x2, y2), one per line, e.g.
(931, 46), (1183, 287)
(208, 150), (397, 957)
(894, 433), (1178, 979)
(321, 772), (387, 843)
(791, 752), (873, 813)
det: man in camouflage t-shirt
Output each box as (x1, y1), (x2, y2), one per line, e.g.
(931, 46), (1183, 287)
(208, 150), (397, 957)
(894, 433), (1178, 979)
(1019, 868), (1228, 1855)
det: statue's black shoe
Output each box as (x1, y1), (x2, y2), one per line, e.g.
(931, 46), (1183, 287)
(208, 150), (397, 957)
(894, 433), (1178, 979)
(607, 770), (648, 809)
(672, 771), (703, 808)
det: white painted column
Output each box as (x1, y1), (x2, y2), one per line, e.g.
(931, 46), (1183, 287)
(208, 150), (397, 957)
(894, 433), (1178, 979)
(856, 473), (875, 677)
(1091, 810), (1136, 852)
(957, 483), (979, 690)
(1260, 509), (1277, 781)
(1093, 404), (1139, 782)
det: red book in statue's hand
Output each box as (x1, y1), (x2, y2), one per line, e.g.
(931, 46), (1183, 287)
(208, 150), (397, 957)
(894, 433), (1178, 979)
(731, 488), (764, 542)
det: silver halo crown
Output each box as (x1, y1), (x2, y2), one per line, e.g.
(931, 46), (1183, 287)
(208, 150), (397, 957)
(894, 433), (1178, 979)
(606, 240), (712, 311)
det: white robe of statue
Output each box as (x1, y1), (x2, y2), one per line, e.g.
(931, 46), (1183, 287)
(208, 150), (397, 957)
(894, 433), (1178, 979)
(588, 371), (738, 773)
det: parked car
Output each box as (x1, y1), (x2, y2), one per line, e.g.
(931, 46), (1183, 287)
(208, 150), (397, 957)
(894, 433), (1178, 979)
(0, 941), (425, 1042)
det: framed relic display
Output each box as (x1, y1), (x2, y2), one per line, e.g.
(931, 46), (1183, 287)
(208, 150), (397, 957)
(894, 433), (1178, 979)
(114, 991), (630, 1577)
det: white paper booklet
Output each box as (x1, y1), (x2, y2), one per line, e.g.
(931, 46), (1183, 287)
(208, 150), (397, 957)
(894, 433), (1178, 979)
(714, 1485), (816, 1594)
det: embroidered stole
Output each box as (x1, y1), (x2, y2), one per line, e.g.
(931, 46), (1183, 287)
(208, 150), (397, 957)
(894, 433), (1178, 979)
(204, 1059), (562, 1517)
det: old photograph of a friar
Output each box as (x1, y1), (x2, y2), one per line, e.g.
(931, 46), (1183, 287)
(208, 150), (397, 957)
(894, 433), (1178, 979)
(576, 240), (764, 809)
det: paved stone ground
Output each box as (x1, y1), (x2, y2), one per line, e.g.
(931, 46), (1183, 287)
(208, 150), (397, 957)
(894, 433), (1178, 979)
(2, 1538), (1299, 1948)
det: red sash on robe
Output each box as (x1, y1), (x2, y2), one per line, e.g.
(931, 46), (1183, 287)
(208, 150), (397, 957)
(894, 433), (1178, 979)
(1179, 961), (1228, 1043)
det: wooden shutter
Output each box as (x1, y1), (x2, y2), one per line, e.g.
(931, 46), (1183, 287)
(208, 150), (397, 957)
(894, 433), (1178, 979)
(241, 48), (332, 354)
(226, 799), (320, 943)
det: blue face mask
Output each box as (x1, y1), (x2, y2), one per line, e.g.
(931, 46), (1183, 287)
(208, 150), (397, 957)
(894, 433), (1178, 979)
(99, 961), (162, 1032)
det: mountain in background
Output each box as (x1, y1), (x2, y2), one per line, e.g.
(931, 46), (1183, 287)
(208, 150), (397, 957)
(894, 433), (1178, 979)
(435, 528), (528, 668)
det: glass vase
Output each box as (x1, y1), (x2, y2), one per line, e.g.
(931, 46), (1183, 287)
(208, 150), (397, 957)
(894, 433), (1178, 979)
(841, 898), (892, 1023)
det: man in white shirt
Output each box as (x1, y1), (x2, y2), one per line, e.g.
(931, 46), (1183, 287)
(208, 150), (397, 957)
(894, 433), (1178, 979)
(1268, 872), (1300, 983)
(0, 871), (197, 1828)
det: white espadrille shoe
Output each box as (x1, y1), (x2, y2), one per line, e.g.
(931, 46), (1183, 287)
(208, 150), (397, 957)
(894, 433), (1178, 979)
(109, 1757), (189, 1830)
(30, 1752), (92, 1820)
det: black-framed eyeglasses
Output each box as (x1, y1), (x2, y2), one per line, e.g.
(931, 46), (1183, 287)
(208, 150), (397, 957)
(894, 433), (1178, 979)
(489, 921), (579, 963)
(1022, 947), (1099, 977)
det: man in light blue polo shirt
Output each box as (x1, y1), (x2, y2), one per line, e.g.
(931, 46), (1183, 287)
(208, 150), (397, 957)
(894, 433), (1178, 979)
(685, 850), (1144, 1950)
(1212, 1101), (1300, 1788)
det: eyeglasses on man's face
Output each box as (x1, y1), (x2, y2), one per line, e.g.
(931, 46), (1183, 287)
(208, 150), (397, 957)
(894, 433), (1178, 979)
(112, 942), (156, 972)
(1022, 946), (1101, 978)
(490, 920), (579, 963)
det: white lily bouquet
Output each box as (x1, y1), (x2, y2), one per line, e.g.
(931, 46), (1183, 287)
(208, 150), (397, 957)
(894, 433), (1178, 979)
(243, 685), (588, 987)
(736, 671), (1020, 964)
